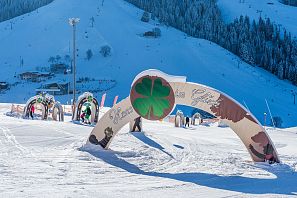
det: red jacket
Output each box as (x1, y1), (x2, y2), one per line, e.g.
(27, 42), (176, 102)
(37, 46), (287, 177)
(31, 105), (35, 113)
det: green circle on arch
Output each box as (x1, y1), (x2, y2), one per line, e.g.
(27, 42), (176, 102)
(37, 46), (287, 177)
(87, 95), (93, 103)
(130, 75), (175, 120)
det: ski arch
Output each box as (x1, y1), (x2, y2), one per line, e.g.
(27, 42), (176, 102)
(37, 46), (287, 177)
(23, 94), (55, 120)
(87, 70), (279, 163)
(191, 112), (202, 125)
(73, 92), (99, 123)
(175, 110), (184, 127)
(52, 102), (64, 121)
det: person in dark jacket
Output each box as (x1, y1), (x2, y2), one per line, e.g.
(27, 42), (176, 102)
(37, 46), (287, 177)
(132, 117), (141, 132)
(185, 116), (190, 128)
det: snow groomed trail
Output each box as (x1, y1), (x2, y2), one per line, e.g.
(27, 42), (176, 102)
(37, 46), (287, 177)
(0, 103), (296, 197)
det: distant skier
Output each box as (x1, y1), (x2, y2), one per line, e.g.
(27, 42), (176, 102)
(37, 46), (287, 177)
(30, 105), (35, 119)
(85, 105), (92, 124)
(131, 117), (141, 132)
(185, 116), (190, 128)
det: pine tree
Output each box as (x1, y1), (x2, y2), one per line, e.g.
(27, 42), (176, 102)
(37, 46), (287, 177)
(86, 49), (93, 60)
(0, 0), (54, 22)
(124, 0), (297, 85)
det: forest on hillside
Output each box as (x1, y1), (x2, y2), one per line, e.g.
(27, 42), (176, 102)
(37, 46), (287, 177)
(126, 0), (297, 85)
(279, 0), (297, 6)
(0, 0), (54, 22)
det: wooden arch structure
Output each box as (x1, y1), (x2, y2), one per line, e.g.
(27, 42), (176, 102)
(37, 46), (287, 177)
(23, 94), (55, 120)
(73, 92), (100, 123)
(87, 70), (279, 163)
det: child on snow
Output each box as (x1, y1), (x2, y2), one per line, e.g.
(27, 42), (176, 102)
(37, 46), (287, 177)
(80, 112), (86, 123)
(30, 105), (35, 119)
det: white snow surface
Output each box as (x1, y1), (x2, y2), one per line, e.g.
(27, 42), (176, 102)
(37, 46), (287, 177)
(0, 103), (297, 197)
(0, 0), (297, 128)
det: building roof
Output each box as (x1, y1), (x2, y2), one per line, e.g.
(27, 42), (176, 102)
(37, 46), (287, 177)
(19, 71), (52, 79)
(35, 88), (60, 92)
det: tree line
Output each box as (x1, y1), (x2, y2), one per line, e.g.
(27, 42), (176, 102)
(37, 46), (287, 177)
(279, 0), (297, 6)
(0, 0), (54, 22)
(125, 0), (297, 85)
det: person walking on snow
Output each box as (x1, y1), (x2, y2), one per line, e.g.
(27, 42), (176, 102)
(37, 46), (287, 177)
(30, 105), (35, 119)
(131, 117), (141, 132)
(185, 116), (190, 128)
(80, 111), (86, 123)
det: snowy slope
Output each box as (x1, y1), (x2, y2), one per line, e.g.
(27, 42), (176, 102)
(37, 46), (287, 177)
(0, 103), (297, 197)
(0, 0), (297, 127)
(218, 0), (297, 38)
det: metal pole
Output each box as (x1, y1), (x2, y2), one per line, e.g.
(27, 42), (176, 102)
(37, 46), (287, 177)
(265, 99), (275, 128)
(73, 23), (76, 107)
(69, 18), (79, 119)
(264, 112), (267, 128)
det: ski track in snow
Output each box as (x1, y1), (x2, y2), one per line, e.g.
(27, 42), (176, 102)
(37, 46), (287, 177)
(0, 125), (28, 154)
(1, 104), (297, 197)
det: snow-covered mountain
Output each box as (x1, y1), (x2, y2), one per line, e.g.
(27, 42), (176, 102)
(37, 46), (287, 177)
(218, 0), (297, 37)
(0, 0), (296, 127)
(0, 0), (54, 22)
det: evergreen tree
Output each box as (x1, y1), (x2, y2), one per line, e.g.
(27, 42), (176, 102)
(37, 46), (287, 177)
(0, 0), (54, 22)
(124, 0), (297, 85)
(86, 49), (93, 60)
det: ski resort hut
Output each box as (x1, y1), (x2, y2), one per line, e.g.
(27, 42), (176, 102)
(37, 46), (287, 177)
(0, 82), (8, 90)
(36, 81), (69, 95)
(50, 63), (68, 74)
(19, 71), (52, 82)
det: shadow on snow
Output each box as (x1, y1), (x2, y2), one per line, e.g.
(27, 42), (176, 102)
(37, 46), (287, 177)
(81, 132), (297, 195)
(130, 132), (174, 158)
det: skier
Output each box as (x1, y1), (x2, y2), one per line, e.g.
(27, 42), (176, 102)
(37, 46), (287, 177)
(85, 105), (92, 124)
(30, 105), (35, 119)
(185, 116), (190, 128)
(131, 117), (141, 132)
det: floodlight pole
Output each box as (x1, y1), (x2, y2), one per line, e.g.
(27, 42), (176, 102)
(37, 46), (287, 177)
(69, 18), (80, 117)
(264, 112), (267, 128)
(73, 22), (76, 107)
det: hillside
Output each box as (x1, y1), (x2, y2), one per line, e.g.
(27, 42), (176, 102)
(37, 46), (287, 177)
(0, 0), (54, 22)
(218, 0), (297, 37)
(0, 0), (296, 127)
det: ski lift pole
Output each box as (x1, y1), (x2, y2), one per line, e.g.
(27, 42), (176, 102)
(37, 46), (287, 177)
(265, 99), (275, 129)
(264, 112), (267, 129)
(243, 100), (251, 113)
